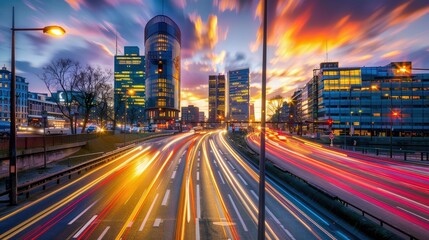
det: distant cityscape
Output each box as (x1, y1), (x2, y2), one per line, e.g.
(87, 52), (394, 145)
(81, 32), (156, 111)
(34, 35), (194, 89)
(0, 14), (427, 137)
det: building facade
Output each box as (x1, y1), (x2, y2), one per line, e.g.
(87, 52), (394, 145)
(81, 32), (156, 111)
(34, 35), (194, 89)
(0, 66), (28, 125)
(228, 68), (250, 122)
(28, 92), (62, 118)
(292, 61), (429, 137)
(114, 46), (146, 126)
(208, 74), (226, 126)
(181, 105), (199, 126)
(144, 15), (181, 125)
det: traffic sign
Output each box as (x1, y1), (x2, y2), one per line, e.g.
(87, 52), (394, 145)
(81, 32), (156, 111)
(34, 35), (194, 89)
(329, 133), (334, 140)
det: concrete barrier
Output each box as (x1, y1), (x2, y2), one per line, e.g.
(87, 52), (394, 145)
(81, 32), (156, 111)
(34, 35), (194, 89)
(0, 142), (86, 178)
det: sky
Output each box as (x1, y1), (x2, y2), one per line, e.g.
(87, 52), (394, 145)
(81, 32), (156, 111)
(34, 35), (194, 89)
(1, 0), (429, 120)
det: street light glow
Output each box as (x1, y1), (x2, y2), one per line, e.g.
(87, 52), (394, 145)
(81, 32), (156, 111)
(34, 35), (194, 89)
(43, 26), (66, 36)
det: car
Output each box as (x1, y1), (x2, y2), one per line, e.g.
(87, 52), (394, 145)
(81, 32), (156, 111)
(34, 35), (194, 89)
(86, 125), (99, 133)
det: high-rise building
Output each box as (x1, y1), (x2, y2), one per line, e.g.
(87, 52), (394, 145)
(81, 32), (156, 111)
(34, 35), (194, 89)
(181, 105), (199, 126)
(0, 66), (28, 125)
(228, 68), (250, 122)
(144, 15), (181, 126)
(114, 46), (146, 125)
(208, 74), (225, 126)
(249, 102), (255, 122)
(199, 111), (205, 122)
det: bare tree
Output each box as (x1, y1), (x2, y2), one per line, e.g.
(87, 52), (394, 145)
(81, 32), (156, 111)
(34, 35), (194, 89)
(268, 95), (285, 129)
(74, 66), (112, 133)
(39, 58), (80, 134)
(94, 83), (114, 128)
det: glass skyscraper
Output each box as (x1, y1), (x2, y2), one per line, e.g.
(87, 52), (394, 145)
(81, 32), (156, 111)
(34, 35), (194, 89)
(144, 15), (181, 125)
(228, 68), (250, 122)
(208, 74), (225, 126)
(114, 46), (145, 125)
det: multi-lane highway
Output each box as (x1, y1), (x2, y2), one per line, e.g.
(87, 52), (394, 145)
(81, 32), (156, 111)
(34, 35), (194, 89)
(247, 130), (429, 239)
(0, 131), (357, 239)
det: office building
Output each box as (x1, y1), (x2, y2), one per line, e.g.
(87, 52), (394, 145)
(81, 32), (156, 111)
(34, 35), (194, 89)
(228, 68), (250, 122)
(208, 74), (226, 126)
(114, 46), (146, 125)
(0, 66), (28, 125)
(291, 61), (429, 137)
(144, 15), (181, 126)
(28, 92), (62, 118)
(199, 111), (205, 122)
(181, 105), (199, 126)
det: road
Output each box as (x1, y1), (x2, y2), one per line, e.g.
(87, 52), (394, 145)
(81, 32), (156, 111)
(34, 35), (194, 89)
(1, 131), (355, 239)
(247, 130), (429, 239)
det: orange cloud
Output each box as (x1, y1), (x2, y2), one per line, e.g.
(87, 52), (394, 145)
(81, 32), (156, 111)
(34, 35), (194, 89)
(382, 50), (401, 58)
(65, 0), (84, 10)
(190, 14), (220, 51)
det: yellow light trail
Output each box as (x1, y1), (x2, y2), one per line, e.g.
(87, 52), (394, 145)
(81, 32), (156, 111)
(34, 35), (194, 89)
(115, 150), (172, 240)
(0, 146), (149, 239)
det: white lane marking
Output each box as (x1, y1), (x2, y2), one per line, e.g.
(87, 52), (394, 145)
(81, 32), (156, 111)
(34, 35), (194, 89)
(213, 160), (218, 167)
(68, 200), (98, 225)
(162, 189), (171, 206)
(237, 174), (248, 186)
(178, 158), (182, 164)
(217, 171), (225, 184)
(397, 206), (429, 222)
(251, 190), (258, 199)
(377, 187), (429, 210)
(171, 170), (177, 179)
(139, 194), (159, 231)
(197, 162), (200, 168)
(250, 191), (295, 239)
(228, 194), (248, 231)
(128, 221), (133, 228)
(219, 150), (223, 155)
(197, 171), (200, 181)
(97, 226), (110, 240)
(196, 218), (200, 240)
(227, 161), (235, 170)
(73, 215), (97, 238)
(198, 151), (201, 157)
(153, 218), (162, 227)
(197, 184), (201, 218)
(198, 157), (200, 162)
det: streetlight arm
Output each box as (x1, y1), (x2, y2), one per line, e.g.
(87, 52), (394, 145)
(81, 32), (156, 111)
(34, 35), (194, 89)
(12, 28), (44, 31)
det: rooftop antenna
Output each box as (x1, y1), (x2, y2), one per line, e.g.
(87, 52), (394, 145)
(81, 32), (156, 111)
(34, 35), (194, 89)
(325, 40), (329, 62)
(115, 32), (118, 56)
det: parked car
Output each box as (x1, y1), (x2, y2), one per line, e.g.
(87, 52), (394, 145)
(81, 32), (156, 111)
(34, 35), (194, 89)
(86, 125), (99, 133)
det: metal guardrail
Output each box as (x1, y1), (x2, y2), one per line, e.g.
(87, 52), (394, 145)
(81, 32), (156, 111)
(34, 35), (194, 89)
(233, 133), (417, 240)
(343, 146), (429, 161)
(0, 144), (137, 199)
(0, 132), (174, 201)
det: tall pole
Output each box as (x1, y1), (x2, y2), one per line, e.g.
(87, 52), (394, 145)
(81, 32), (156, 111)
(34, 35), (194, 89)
(9, 7), (18, 205)
(258, 0), (267, 239)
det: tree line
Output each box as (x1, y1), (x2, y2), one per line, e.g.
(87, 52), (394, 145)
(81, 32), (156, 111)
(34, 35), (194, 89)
(39, 58), (114, 134)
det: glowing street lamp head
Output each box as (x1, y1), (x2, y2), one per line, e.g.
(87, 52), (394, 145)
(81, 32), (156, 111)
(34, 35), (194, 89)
(43, 26), (66, 36)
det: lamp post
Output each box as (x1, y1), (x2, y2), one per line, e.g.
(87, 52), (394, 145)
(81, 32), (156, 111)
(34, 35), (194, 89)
(370, 85), (378, 140)
(358, 109), (362, 136)
(123, 89), (134, 147)
(9, 7), (65, 205)
(258, 0), (267, 239)
(390, 111), (399, 158)
(41, 109), (48, 169)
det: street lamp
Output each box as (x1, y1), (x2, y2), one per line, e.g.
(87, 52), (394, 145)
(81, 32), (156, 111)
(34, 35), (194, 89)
(9, 7), (65, 205)
(390, 111), (399, 158)
(123, 89), (134, 146)
(41, 109), (48, 169)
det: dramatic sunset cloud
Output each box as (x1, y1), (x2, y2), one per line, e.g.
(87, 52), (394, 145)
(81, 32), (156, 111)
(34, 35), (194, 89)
(1, 0), (429, 119)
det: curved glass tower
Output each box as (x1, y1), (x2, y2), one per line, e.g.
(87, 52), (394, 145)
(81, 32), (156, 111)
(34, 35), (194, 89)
(144, 15), (181, 125)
